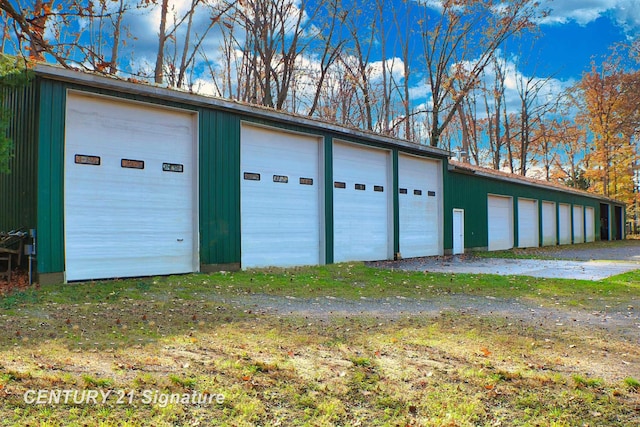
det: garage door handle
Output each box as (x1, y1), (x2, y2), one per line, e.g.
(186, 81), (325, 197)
(177, 238), (184, 242)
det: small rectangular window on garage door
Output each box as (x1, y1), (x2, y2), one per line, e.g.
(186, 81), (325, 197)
(355, 183), (366, 190)
(121, 159), (144, 169)
(414, 189), (422, 196)
(399, 188), (408, 194)
(334, 181), (346, 189)
(163, 162), (184, 173)
(374, 185), (384, 192)
(273, 175), (288, 183)
(75, 154), (101, 165)
(244, 172), (261, 181)
(299, 177), (313, 185)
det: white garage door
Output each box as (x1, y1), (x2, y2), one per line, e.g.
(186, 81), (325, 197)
(398, 154), (442, 258)
(517, 198), (539, 248)
(541, 201), (557, 246)
(559, 203), (571, 245)
(240, 124), (322, 268)
(585, 207), (595, 242)
(64, 92), (198, 281)
(573, 205), (584, 243)
(333, 141), (391, 262)
(488, 195), (513, 251)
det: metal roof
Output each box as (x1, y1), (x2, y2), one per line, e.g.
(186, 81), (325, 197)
(34, 63), (450, 158)
(449, 160), (625, 205)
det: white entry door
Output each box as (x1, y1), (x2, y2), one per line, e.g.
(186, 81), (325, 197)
(453, 209), (464, 255)
(64, 92), (198, 281)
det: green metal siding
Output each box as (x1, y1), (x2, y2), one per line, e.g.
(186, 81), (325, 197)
(199, 109), (241, 266)
(36, 78), (66, 274)
(323, 135), (334, 264)
(444, 163), (606, 251)
(0, 77), (38, 233)
(392, 149), (400, 256)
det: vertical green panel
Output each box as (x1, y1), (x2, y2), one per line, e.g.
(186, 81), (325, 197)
(392, 149), (399, 257)
(50, 83), (65, 271)
(199, 109), (240, 267)
(36, 79), (66, 274)
(220, 111), (240, 263)
(324, 136), (333, 264)
(36, 80), (53, 273)
(198, 109), (211, 265)
(570, 204), (575, 244)
(441, 160), (452, 250)
(513, 197), (519, 247)
(538, 200), (543, 246)
(555, 202), (561, 245)
(0, 77), (38, 233)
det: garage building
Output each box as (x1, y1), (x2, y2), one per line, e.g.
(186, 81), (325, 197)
(0, 65), (626, 284)
(445, 161), (625, 253)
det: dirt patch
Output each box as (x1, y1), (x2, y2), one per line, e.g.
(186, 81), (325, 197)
(217, 292), (640, 343)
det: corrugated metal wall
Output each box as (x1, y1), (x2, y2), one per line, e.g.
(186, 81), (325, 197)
(443, 164), (609, 250)
(36, 78), (66, 274)
(0, 77), (38, 233)
(199, 109), (241, 267)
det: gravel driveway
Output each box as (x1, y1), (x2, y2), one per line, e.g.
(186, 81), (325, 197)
(367, 241), (640, 281)
(539, 240), (640, 262)
(216, 241), (640, 342)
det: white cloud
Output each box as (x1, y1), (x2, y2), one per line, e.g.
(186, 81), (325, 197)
(539, 0), (640, 34)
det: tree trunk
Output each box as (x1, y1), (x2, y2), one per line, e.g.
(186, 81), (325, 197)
(154, 0), (169, 84)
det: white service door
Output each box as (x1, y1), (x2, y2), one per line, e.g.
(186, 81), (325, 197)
(559, 203), (571, 245)
(453, 209), (464, 255)
(333, 142), (391, 262)
(573, 205), (584, 243)
(517, 198), (539, 248)
(240, 125), (322, 268)
(487, 195), (514, 251)
(64, 93), (198, 281)
(398, 154), (442, 258)
(585, 207), (595, 242)
(541, 201), (557, 246)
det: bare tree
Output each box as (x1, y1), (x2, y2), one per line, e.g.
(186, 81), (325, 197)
(154, 0), (169, 83)
(306, 0), (345, 117)
(418, 0), (545, 147)
(514, 70), (554, 175)
(481, 54), (508, 170)
(338, 2), (377, 130)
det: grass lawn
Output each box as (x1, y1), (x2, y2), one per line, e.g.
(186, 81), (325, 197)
(1, 264), (639, 426)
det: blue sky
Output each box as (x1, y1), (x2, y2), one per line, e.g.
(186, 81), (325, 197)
(32, 0), (640, 119)
(525, 15), (630, 80)
(127, 1), (638, 99)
